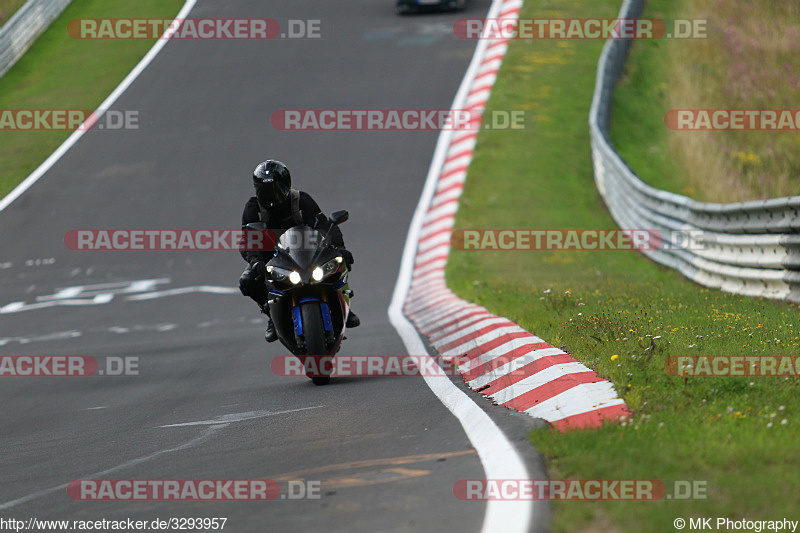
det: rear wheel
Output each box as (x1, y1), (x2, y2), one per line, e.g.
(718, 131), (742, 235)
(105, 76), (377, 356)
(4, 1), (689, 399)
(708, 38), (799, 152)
(301, 303), (331, 385)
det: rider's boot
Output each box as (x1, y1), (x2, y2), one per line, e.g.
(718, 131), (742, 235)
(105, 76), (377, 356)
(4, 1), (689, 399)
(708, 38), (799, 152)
(261, 304), (277, 343)
(346, 310), (360, 328)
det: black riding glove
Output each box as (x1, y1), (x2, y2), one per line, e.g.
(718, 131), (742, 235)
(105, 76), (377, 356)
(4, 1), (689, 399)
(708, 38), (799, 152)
(250, 260), (267, 279)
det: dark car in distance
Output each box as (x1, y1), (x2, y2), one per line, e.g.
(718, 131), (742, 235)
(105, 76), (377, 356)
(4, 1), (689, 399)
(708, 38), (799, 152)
(396, 0), (466, 14)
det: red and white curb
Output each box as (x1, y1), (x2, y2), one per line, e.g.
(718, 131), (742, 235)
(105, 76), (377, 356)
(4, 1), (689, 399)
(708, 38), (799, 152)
(400, 0), (631, 432)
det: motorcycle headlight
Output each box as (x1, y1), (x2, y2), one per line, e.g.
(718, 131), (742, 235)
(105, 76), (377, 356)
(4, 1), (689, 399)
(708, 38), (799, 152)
(289, 271), (302, 285)
(311, 256), (343, 283)
(266, 265), (292, 282)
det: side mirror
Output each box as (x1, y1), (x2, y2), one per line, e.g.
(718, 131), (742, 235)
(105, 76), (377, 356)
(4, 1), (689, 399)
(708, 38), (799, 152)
(330, 210), (349, 225)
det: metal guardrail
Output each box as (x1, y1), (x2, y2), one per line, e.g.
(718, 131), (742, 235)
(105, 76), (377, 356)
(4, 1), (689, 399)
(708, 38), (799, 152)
(589, 0), (800, 303)
(0, 0), (73, 79)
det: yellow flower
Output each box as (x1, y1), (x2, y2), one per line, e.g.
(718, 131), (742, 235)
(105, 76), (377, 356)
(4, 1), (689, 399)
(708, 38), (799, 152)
(611, 354), (619, 361)
(732, 150), (762, 167)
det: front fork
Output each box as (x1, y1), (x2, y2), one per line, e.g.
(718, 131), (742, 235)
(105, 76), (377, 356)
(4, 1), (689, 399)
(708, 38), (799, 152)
(290, 290), (349, 352)
(279, 269), (352, 353)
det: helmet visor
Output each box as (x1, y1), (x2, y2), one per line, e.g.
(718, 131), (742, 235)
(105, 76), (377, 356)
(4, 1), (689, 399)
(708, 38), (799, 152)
(256, 180), (289, 208)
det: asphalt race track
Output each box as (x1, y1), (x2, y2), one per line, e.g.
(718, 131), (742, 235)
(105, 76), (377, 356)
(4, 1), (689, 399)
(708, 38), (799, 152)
(0, 1), (542, 531)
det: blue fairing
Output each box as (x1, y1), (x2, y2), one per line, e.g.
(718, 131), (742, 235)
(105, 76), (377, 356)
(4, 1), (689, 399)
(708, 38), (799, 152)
(294, 298), (324, 336)
(292, 305), (303, 336)
(320, 302), (333, 332)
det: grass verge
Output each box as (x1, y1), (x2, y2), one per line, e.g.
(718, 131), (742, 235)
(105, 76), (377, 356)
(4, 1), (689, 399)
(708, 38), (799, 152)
(610, 0), (800, 202)
(0, 0), (185, 199)
(446, 0), (800, 531)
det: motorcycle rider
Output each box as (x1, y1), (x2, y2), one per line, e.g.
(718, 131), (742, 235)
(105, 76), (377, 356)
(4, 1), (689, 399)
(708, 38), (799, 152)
(239, 159), (360, 342)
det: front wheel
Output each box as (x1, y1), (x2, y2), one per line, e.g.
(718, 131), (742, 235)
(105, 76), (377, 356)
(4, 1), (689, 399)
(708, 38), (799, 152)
(301, 303), (331, 385)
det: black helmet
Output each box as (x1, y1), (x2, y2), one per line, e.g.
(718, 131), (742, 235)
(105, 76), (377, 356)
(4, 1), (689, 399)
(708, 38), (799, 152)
(253, 160), (291, 208)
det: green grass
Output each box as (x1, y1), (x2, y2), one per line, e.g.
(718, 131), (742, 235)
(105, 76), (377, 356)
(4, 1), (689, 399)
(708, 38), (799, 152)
(0, 0), (184, 198)
(445, 0), (800, 531)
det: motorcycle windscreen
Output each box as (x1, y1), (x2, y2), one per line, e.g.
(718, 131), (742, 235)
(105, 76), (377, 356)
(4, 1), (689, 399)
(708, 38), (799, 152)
(276, 226), (326, 270)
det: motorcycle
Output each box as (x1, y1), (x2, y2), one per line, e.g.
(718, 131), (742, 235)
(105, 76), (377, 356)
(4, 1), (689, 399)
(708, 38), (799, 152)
(246, 210), (351, 385)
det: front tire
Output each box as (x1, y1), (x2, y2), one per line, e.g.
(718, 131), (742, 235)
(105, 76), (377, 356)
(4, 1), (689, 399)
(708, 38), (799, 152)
(301, 303), (331, 385)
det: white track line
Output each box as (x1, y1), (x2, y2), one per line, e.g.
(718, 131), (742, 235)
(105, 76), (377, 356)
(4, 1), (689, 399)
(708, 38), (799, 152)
(388, 1), (534, 532)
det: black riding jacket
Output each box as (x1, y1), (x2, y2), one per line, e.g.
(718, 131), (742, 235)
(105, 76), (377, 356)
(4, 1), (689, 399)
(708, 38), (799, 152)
(240, 192), (345, 266)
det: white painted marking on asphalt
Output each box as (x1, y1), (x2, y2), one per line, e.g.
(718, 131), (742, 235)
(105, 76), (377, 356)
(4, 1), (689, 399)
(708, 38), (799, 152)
(0, 302), (24, 313)
(52, 286), (82, 299)
(0, 294), (113, 314)
(126, 285), (238, 300)
(0, 330), (82, 346)
(158, 406), (325, 428)
(33, 279), (170, 302)
(39, 279), (171, 301)
(0, 279), (237, 314)
(24, 258), (55, 266)
(93, 293), (114, 304)
(109, 323), (178, 334)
